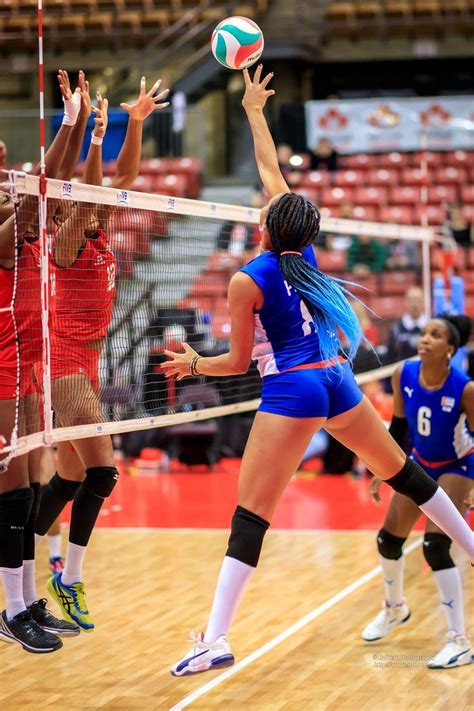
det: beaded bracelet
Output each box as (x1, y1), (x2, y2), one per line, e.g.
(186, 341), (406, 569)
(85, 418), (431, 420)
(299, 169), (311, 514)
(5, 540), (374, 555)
(189, 355), (202, 376)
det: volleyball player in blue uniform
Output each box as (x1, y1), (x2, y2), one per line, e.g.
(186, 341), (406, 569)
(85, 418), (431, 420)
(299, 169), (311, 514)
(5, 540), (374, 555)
(363, 315), (473, 669)
(163, 66), (473, 676)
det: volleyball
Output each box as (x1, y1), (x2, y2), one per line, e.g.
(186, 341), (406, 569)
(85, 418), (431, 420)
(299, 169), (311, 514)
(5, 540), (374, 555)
(211, 17), (264, 70)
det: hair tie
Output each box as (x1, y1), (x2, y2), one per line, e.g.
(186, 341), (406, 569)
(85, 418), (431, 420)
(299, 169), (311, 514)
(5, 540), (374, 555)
(280, 250), (302, 256)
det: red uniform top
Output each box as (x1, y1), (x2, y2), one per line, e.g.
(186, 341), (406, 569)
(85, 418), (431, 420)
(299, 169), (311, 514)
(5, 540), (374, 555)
(51, 229), (117, 346)
(0, 239), (41, 367)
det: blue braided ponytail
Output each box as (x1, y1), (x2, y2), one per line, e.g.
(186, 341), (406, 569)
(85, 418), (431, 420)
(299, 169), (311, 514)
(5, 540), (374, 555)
(267, 192), (364, 364)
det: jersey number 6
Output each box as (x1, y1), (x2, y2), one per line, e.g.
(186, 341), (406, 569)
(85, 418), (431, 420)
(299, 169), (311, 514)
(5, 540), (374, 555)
(417, 406), (432, 437)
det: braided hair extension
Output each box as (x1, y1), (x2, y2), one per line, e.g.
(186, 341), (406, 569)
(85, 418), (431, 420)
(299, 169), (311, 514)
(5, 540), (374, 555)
(267, 192), (364, 363)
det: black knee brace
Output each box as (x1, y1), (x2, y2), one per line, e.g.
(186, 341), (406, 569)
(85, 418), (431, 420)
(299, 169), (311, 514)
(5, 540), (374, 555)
(226, 505), (270, 568)
(50, 473), (82, 501)
(423, 532), (455, 571)
(82, 467), (119, 499)
(386, 457), (438, 506)
(377, 528), (406, 560)
(23, 482), (42, 560)
(0, 487), (34, 568)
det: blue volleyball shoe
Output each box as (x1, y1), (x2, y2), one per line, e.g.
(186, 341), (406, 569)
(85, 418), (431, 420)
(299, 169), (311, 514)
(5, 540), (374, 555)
(171, 632), (235, 676)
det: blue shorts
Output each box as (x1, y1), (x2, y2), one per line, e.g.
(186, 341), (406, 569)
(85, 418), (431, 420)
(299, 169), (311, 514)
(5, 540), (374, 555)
(258, 361), (363, 419)
(411, 452), (474, 482)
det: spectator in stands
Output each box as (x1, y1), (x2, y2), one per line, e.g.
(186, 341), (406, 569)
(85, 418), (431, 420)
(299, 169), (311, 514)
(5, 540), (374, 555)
(309, 137), (338, 172)
(217, 201), (258, 255)
(446, 204), (473, 248)
(347, 234), (388, 276)
(386, 239), (420, 271)
(386, 286), (428, 364)
(0, 140), (7, 171)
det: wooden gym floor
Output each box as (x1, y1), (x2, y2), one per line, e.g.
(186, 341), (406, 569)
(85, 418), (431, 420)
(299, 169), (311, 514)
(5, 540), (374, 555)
(0, 470), (472, 710)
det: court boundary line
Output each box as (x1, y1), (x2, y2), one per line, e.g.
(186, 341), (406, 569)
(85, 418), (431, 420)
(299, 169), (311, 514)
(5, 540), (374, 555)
(79, 526), (423, 534)
(169, 538), (422, 711)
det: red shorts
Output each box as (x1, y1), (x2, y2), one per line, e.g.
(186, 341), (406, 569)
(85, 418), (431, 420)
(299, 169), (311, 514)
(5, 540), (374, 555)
(50, 341), (100, 391)
(0, 361), (41, 400)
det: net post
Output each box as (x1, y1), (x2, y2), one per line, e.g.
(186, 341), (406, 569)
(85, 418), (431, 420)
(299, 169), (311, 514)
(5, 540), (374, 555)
(37, 0), (53, 445)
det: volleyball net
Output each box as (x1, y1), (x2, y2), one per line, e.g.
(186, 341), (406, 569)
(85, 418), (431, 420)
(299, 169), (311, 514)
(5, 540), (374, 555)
(1, 171), (436, 460)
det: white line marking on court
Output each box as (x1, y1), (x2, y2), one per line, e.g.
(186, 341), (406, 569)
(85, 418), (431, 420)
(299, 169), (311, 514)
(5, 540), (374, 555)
(169, 538), (423, 711)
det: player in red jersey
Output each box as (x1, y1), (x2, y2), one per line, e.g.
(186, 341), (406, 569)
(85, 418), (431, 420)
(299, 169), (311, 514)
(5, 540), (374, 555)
(35, 75), (170, 631)
(0, 71), (84, 653)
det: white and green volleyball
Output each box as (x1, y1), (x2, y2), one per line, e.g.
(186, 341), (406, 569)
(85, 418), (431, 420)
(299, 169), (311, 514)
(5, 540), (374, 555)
(211, 16), (264, 70)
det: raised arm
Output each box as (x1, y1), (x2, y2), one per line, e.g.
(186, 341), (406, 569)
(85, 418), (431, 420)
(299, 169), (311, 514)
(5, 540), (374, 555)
(242, 66), (289, 199)
(83, 92), (108, 187)
(32, 70), (81, 180)
(57, 70), (92, 181)
(111, 76), (170, 190)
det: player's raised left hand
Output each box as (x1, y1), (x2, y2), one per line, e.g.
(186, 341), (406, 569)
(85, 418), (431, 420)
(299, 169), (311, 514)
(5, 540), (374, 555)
(161, 342), (199, 380)
(120, 77), (170, 122)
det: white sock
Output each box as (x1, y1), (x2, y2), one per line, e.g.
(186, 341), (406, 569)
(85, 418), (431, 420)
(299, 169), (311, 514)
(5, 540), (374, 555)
(420, 488), (474, 559)
(47, 533), (62, 559)
(35, 533), (45, 549)
(434, 567), (465, 636)
(380, 555), (404, 606)
(204, 556), (255, 643)
(61, 542), (87, 586)
(0, 566), (26, 620)
(22, 560), (37, 607)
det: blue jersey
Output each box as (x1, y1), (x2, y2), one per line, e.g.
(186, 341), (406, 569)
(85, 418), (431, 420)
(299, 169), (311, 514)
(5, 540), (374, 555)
(400, 360), (473, 464)
(240, 246), (323, 377)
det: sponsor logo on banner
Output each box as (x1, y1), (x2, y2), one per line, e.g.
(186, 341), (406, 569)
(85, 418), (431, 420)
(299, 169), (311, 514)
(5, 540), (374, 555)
(318, 108), (348, 131)
(61, 181), (73, 198)
(210, 203), (217, 217)
(420, 104), (451, 127)
(167, 197), (176, 211)
(117, 190), (129, 206)
(441, 396), (455, 413)
(368, 104), (400, 128)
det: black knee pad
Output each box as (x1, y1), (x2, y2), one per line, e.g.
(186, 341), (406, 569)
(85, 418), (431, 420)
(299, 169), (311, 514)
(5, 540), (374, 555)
(377, 528), (406, 560)
(226, 505), (270, 568)
(83, 466), (119, 500)
(386, 457), (438, 506)
(423, 532), (454, 571)
(50, 472), (81, 501)
(0, 487), (34, 529)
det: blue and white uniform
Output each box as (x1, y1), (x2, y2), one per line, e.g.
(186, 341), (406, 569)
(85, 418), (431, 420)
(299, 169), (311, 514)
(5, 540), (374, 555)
(240, 246), (362, 418)
(401, 360), (474, 481)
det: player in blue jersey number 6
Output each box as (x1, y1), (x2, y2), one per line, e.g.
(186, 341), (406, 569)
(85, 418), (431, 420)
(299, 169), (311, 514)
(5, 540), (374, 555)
(162, 65), (474, 676)
(363, 314), (473, 669)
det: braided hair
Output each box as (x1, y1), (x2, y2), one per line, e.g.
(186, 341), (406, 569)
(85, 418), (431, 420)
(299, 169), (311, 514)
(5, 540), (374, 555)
(439, 314), (472, 354)
(267, 192), (363, 364)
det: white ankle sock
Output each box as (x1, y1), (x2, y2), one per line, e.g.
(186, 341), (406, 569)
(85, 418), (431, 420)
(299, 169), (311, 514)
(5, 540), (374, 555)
(380, 555), (404, 606)
(204, 556), (255, 643)
(22, 560), (37, 607)
(434, 567), (465, 635)
(420, 488), (474, 559)
(47, 533), (62, 560)
(0, 566), (27, 620)
(61, 542), (86, 586)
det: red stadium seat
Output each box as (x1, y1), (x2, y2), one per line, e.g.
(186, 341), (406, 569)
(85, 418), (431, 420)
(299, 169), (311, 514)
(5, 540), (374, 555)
(459, 271), (474, 294)
(140, 158), (166, 174)
(401, 168), (426, 186)
(370, 295), (406, 318)
(434, 167), (467, 185)
(301, 171), (331, 188)
(462, 205), (474, 222)
(380, 271), (417, 295)
(321, 186), (354, 206)
(333, 170), (367, 187)
(390, 186), (421, 205)
(295, 187), (320, 204)
(314, 250), (347, 272)
(416, 204), (446, 225)
(132, 175), (155, 192)
(410, 151), (442, 167)
(367, 168), (399, 186)
(428, 185), (458, 204)
(379, 206), (414, 224)
(102, 160), (117, 177)
(444, 150), (473, 167)
(347, 273), (378, 296)
(211, 315), (232, 341)
(154, 174), (189, 197)
(344, 154), (376, 169)
(352, 205), (378, 221)
(354, 186), (388, 205)
(467, 247), (474, 269)
(460, 185), (474, 205)
(377, 152), (409, 168)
